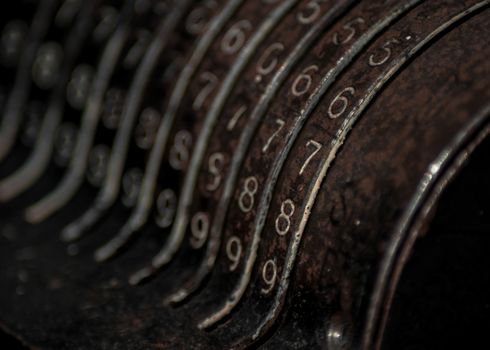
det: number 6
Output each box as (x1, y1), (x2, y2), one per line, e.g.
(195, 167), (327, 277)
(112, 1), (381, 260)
(328, 87), (355, 119)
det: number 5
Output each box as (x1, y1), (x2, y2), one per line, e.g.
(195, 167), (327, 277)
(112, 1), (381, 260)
(368, 38), (400, 67)
(332, 17), (365, 45)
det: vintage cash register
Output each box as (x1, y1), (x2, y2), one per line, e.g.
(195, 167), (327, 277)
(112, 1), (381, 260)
(0, 0), (489, 348)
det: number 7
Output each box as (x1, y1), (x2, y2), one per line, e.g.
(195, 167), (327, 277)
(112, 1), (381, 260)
(299, 140), (322, 175)
(262, 118), (285, 153)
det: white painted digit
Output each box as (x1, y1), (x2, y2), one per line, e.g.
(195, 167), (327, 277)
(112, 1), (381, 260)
(368, 38), (400, 67)
(193, 71), (218, 111)
(226, 236), (242, 271)
(297, 0), (326, 25)
(185, 0), (217, 35)
(299, 139), (322, 175)
(206, 152), (225, 192)
(226, 105), (247, 131)
(261, 259), (277, 294)
(135, 108), (161, 149)
(262, 118), (285, 153)
(291, 65), (318, 97)
(221, 20), (252, 55)
(275, 199), (295, 236)
(190, 212), (209, 249)
(169, 130), (192, 171)
(327, 87), (355, 119)
(238, 176), (258, 213)
(256, 42), (284, 78)
(332, 17), (365, 45)
(155, 189), (177, 228)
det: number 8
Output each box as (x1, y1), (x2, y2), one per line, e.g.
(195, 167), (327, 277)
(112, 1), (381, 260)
(275, 199), (295, 236)
(238, 176), (258, 213)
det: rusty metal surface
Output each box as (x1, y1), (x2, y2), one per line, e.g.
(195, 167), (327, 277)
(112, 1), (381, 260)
(0, 0), (489, 349)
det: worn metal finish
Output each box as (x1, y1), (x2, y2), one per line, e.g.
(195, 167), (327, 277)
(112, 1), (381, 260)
(0, 1), (489, 349)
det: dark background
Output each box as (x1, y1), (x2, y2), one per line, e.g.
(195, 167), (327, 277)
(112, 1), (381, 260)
(1, 329), (27, 349)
